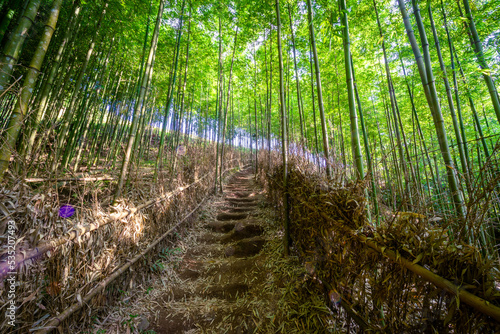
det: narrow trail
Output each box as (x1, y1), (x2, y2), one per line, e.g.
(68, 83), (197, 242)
(150, 166), (272, 333)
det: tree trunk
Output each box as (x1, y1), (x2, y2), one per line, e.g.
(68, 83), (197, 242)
(398, 0), (465, 218)
(0, 0), (62, 181)
(306, 0), (331, 177)
(461, 0), (500, 124)
(340, 0), (364, 178)
(275, 0), (290, 256)
(114, 0), (166, 201)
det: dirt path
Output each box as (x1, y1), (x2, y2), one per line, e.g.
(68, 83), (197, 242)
(84, 166), (339, 334)
(148, 166), (272, 333)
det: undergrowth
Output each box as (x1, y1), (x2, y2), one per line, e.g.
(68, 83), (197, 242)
(261, 149), (500, 333)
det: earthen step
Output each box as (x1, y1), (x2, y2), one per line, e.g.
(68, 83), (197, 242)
(204, 257), (261, 277)
(207, 221), (236, 233)
(224, 189), (252, 193)
(221, 222), (264, 243)
(225, 197), (258, 203)
(179, 268), (200, 280)
(227, 201), (259, 207)
(231, 192), (255, 198)
(184, 243), (225, 258)
(167, 283), (249, 302)
(224, 189), (251, 192)
(153, 308), (198, 333)
(224, 237), (266, 258)
(221, 206), (256, 213)
(198, 232), (223, 244)
(216, 212), (248, 221)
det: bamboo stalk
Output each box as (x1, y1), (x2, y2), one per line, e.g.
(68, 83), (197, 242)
(24, 176), (115, 183)
(115, 0), (166, 201)
(340, 0), (364, 179)
(306, 0), (331, 177)
(275, 0), (290, 256)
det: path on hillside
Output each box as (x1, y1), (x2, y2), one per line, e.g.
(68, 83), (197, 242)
(148, 166), (272, 333)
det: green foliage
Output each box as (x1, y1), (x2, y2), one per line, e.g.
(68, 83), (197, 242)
(121, 314), (139, 330)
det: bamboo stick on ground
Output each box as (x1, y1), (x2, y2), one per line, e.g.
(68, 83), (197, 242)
(24, 176), (115, 183)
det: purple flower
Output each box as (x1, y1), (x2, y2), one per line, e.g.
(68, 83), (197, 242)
(59, 205), (75, 218)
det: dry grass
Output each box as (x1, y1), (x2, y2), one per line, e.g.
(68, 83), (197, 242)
(263, 150), (500, 333)
(0, 142), (248, 333)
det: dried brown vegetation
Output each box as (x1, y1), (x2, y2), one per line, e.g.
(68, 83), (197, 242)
(263, 150), (500, 333)
(0, 143), (247, 333)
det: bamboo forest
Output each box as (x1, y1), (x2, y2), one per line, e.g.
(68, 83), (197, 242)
(1, 0), (500, 332)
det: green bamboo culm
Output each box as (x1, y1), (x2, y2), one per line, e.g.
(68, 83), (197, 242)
(427, 3), (469, 184)
(0, 6), (16, 41)
(24, 2), (82, 158)
(50, 2), (108, 173)
(340, 0), (364, 179)
(115, 0), (167, 202)
(350, 54), (379, 225)
(288, 4), (305, 154)
(306, 0), (331, 178)
(0, 0), (42, 93)
(0, 0), (63, 181)
(155, 0), (186, 181)
(219, 27), (238, 192)
(275, 0), (290, 256)
(398, 0), (465, 219)
(373, 0), (410, 201)
(461, 0), (500, 124)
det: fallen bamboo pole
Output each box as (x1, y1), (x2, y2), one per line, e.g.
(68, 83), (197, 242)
(298, 199), (500, 323)
(24, 176), (115, 183)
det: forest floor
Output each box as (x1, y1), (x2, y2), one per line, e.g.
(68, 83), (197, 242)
(93, 166), (287, 334)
